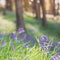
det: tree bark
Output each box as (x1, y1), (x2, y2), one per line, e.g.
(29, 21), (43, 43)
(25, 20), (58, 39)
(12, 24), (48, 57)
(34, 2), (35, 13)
(5, 0), (12, 11)
(15, 0), (25, 30)
(52, 0), (56, 16)
(33, 0), (40, 19)
(24, 0), (28, 11)
(40, 0), (47, 26)
(35, 0), (40, 19)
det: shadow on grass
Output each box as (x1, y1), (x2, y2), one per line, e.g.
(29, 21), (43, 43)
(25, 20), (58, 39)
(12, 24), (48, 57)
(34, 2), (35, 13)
(0, 11), (16, 22)
(0, 11), (60, 42)
(24, 14), (60, 42)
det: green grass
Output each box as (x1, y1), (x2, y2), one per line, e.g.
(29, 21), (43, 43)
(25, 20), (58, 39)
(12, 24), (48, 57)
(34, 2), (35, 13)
(0, 11), (60, 60)
(0, 35), (56, 60)
(0, 11), (60, 41)
(0, 11), (16, 33)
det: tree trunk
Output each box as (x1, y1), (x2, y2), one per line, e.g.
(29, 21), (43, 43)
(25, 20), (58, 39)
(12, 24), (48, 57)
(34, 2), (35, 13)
(33, 0), (40, 19)
(57, 3), (60, 15)
(6, 0), (12, 11)
(24, 0), (28, 11)
(15, 0), (25, 30)
(53, 0), (56, 16)
(35, 0), (40, 19)
(40, 0), (47, 26)
(3, 0), (6, 15)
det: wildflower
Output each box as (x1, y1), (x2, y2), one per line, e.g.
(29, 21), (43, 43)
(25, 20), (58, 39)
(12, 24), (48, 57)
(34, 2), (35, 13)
(44, 47), (49, 54)
(0, 37), (2, 40)
(11, 32), (16, 38)
(11, 32), (19, 42)
(24, 44), (28, 48)
(18, 28), (25, 34)
(2, 42), (7, 47)
(57, 42), (60, 46)
(14, 37), (19, 43)
(12, 46), (16, 51)
(40, 35), (48, 42)
(12, 32), (16, 35)
(23, 34), (27, 40)
(51, 55), (60, 60)
(55, 42), (60, 54)
(48, 45), (53, 50)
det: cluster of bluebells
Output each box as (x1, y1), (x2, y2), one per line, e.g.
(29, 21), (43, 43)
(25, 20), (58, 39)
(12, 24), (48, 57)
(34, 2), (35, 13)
(11, 28), (27, 41)
(0, 28), (60, 60)
(51, 54), (60, 60)
(0, 32), (7, 47)
(18, 28), (25, 34)
(40, 35), (60, 60)
(40, 35), (53, 54)
(10, 28), (28, 49)
(2, 41), (7, 47)
(0, 28), (28, 49)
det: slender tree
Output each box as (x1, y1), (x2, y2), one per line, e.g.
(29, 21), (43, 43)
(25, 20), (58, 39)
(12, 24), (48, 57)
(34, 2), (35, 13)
(2, 0), (6, 15)
(15, 0), (25, 30)
(32, 0), (40, 19)
(40, 0), (47, 26)
(57, 2), (60, 15)
(5, 0), (12, 11)
(24, 0), (28, 11)
(52, 0), (56, 16)
(34, 0), (40, 19)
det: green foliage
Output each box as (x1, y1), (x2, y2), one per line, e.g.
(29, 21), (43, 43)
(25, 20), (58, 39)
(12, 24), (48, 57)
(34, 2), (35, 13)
(0, 36), (55, 60)
(0, 11), (60, 60)
(0, 11), (60, 41)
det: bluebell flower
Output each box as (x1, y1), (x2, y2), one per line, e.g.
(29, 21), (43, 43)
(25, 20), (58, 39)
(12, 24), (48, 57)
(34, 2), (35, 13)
(11, 32), (16, 38)
(18, 28), (25, 34)
(11, 32), (16, 40)
(40, 35), (54, 54)
(55, 42), (60, 54)
(14, 37), (19, 43)
(57, 42), (60, 46)
(24, 44), (28, 48)
(0, 37), (3, 40)
(51, 55), (60, 60)
(12, 46), (16, 51)
(40, 35), (48, 42)
(23, 34), (27, 40)
(2, 42), (7, 47)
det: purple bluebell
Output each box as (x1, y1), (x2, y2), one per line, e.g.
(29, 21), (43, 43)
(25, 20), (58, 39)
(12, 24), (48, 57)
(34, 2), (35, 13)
(11, 32), (19, 42)
(0, 37), (3, 40)
(40, 35), (48, 42)
(23, 34), (27, 40)
(48, 45), (52, 49)
(18, 28), (25, 34)
(57, 42), (60, 46)
(14, 37), (19, 43)
(11, 32), (16, 39)
(12, 46), (16, 51)
(44, 47), (49, 54)
(55, 42), (60, 54)
(51, 55), (60, 60)
(2, 42), (7, 47)
(24, 44), (28, 48)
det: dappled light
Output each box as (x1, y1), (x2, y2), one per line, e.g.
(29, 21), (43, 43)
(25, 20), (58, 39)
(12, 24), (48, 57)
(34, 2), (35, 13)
(0, 0), (60, 60)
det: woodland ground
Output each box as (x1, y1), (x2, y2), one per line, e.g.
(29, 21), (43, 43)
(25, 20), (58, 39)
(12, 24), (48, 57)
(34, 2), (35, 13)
(0, 11), (60, 42)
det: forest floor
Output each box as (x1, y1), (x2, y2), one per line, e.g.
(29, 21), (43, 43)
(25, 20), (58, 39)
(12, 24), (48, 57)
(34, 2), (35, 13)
(0, 11), (60, 60)
(0, 11), (60, 42)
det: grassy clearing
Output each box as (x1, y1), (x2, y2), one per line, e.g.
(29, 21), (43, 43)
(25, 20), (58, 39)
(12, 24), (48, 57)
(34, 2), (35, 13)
(0, 11), (60, 60)
(0, 11), (60, 40)
(0, 33), (56, 60)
